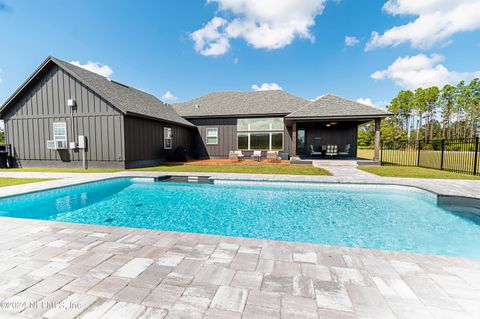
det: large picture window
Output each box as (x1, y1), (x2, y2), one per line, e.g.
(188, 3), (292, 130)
(237, 118), (283, 150)
(164, 127), (172, 149)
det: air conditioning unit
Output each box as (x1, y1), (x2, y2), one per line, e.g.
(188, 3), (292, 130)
(47, 140), (68, 150)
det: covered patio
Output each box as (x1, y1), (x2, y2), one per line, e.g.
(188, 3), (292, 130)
(285, 94), (392, 162)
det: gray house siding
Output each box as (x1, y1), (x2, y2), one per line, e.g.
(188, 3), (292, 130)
(124, 116), (194, 168)
(188, 118), (237, 158)
(189, 117), (292, 159)
(3, 64), (125, 168)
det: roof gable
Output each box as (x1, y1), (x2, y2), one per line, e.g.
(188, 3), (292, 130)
(1, 56), (193, 127)
(286, 94), (392, 119)
(172, 90), (308, 118)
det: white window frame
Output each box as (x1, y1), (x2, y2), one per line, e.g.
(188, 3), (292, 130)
(53, 122), (67, 143)
(236, 118), (284, 151)
(164, 127), (172, 149)
(206, 127), (219, 145)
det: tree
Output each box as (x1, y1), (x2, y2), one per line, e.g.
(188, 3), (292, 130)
(413, 88), (427, 141)
(0, 130), (4, 144)
(423, 86), (439, 141)
(468, 78), (480, 138)
(439, 84), (455, 139)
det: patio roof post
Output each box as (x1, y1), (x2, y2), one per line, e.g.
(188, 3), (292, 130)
(374, 118), (381, 162)
(292, 121), (297, 157)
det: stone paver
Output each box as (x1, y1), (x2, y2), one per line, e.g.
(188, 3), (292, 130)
(0, 194), (478, 318)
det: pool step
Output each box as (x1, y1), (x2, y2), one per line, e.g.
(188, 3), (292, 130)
(154, 175), (213, 184)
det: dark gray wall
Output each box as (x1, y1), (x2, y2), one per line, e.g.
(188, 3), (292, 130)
(297, 122), (358, 156)
(189, 117), (292, 158)
(3, 64), (125, 168)
(124, 116), (194, 168)
(189, 118), (237, 158)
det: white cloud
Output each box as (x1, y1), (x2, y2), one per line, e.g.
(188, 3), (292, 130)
(191, 17), (230, 56)
(371, 54), (480, 89)
(251, 82), (283, 91)
(356, 98), (375, 106)
(161, 91), (178, 103)
(70, 61), (113, 78)
(345, 36), (359, 46)
(367, 0), (480, 50)
(191, 0), (326, 56)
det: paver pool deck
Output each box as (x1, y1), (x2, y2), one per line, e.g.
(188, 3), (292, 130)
(0, 168), (479, 318)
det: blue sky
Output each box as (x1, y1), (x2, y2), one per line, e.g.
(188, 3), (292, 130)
(0, 0), (479, 108)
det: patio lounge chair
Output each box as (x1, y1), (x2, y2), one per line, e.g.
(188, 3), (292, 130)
(326, 145), (338, 157)
(338, 144), (350, 156)
(267, 151), (279, 162)
(235, 150), (245, 160)
(310, 145), (323, 156)
(251, 150), (262, 162)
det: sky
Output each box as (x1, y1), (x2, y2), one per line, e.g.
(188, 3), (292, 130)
(0, 0), (479, 109)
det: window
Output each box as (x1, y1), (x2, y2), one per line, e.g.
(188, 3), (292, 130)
(53, 122), (67, 142)
(237, 117), (284, 150)
(206, 128), (218, 145)
(164, 127), (172, 149)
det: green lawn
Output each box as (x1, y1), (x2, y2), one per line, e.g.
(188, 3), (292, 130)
(0, 177), (56, 187)
(357, 149), (374, 160)
(3, 168), (121, 173)
(359, 166), (480, 180)
(2, 164), (331, 176)
(134, 164), (331, 175)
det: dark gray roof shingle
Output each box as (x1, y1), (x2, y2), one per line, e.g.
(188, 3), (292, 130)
(286, 94), (392, 119)
(52, 57), (194, 127)
(172, 90), (308, 118)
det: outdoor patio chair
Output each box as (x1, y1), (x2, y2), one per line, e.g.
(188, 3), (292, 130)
(267, 151), (280, 162)
(310, 145), (323, 156)
(338, 144), (350, 156)
(251, 150), (262, 162)
(234, 150), (245, 161)
(326, 145), (338, 157)
(228, 150), (238, 161)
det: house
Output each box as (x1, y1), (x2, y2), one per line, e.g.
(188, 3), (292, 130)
(173, 91), (391, 160)
(0, 56), (195, 169)
(0, 56), (391, 169)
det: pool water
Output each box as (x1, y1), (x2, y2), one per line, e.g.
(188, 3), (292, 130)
(0, 177), (479, 258)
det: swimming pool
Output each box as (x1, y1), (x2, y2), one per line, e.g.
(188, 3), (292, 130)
(0, 177), (479, 258)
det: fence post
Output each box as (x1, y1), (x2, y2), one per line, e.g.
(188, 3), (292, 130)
(440, 139), (445, 171)
(474, 136), (479, 176)
(417, 140), (421, 167)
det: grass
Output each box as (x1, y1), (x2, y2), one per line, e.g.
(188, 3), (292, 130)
(134, 164), (332, 175)
(359, 166), (480, 180)
(0, 177), (56, 187)
(357, 149), (374, 160)
(1, 164), (331, 175)
(3, 168), (122, 173)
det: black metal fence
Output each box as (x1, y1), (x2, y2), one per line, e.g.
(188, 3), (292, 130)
(381, 137), (480, 176)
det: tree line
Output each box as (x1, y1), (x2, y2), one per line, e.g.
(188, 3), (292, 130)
(359, 78), (480, 147)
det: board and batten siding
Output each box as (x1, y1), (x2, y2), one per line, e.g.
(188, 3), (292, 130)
(189, 117), (292, 158)
(189, 118), (237, 158)
(124, 116), (194, 168)
(3, 64), (125, 168)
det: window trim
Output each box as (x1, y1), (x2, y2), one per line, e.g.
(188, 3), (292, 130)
(164, 127), (172, 150)
(236, 117), (284, 151)
(205, 127), (219, 145)
(52, 122), (67, 142)
(236, 132), (284, 151)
